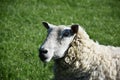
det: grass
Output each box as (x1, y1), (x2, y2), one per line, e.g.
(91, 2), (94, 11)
(0, 0), (120, 80)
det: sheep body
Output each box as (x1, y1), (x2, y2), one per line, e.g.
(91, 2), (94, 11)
(54, 26), (120, 80)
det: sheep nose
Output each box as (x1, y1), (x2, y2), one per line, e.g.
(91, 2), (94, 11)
(39, 48), (48, 54)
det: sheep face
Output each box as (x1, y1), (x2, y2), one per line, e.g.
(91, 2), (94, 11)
(39, 22), (78, 62)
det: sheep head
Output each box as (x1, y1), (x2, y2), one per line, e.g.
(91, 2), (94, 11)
(39, 22), (79, 62)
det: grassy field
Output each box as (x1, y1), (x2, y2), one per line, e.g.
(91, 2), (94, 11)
(0, 0), (120, 80)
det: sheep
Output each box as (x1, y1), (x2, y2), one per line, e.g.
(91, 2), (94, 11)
(39, 22), (120, 80)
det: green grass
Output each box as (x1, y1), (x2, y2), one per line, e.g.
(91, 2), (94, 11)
(0, 0), (120, 80)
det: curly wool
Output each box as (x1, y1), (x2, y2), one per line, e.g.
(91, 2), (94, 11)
(54, 26), (120, 80)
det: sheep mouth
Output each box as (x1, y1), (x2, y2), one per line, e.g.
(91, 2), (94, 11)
(39, 53), (48, 62)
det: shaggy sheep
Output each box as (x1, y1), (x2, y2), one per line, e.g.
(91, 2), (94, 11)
(39, 22), (120, 80)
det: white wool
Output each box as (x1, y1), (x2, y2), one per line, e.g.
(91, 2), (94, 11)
(54, 26), (120, 80)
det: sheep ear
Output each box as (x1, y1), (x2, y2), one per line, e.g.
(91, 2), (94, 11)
(71, 24), (79, 33)
(42, 21), (50, 29)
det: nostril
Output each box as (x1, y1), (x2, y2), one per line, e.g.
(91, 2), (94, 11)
(40, 48), (48, 53)
(42, 49), (48, 53)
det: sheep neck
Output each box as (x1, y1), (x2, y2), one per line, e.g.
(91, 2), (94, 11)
(54, 33), (97, 79)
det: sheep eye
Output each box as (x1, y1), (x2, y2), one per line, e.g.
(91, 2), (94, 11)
(63, 30), (70, 37)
